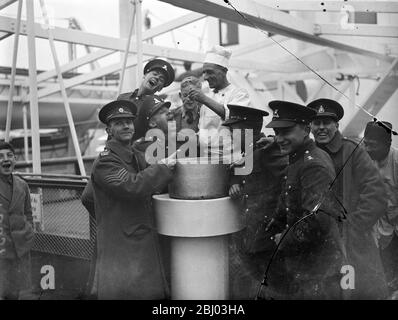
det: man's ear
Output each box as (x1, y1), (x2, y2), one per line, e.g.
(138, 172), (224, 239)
(336, 121), (340, 130)
(148, 118), (157, 129)
(304, 124), (311, 135)
(105, 127), (112, 136)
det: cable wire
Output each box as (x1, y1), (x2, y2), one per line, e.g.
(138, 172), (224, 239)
(223, 0), (397, 135)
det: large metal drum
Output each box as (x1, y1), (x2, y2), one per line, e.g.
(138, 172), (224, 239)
(168, 157), (230, 200)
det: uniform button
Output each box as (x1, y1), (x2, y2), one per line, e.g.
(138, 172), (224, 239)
(284, 176), (287, 180)
(305, 150), (309, 154)
(285, 192), (288, 196)
(245, 194), (249, 199)
(286, 224), (289, 228)
(286, 208), (290, 212)
(264, 215), (267, 219)
(245, 208), (249, 213)
(288, 185), (292, 190)
(242, 180), (246, 185)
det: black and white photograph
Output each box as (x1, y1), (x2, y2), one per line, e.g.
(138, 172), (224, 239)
(0, 0), (397, 309)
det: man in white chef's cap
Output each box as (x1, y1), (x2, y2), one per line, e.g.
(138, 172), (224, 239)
(187, 45), (251, 160)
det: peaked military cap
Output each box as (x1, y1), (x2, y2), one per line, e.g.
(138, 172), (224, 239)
(266, 100), (316, 128)
(223, 104), (269, 126)
(142, 96), (171, 120)
(307, 98), (344, 121)
(144, 59), (175, 87)
(98, 100), (137, 124)
(134, 96), (171, 136)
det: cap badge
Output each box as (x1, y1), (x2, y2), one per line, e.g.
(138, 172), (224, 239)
(119, 107), (125, 113)
(273, 109), (279, 118)
(318, 105), (325, 113)
(162, 65), (168, 71)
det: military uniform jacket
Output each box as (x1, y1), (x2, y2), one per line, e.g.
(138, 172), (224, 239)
(117, 89), (162, 141)
(272, 139), (344, 283)
(0, 175), (33, 259)
(91, 139), (173, 300)
(319, 131), (388, 299)
(230, 140), (288, 254)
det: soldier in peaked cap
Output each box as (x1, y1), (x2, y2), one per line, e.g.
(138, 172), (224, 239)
(134, 96), (171, 138)
(223, 104), (268, 126)
(117, 58), (175, 141)
(88, 99), (176, 300)
(143, 59), (175, 88)
(307, 98), (344, 145)
(98, 100), (137, 124)
(308, 98), (389, 299)
(264, 100), (345, 299)
(222, 105), (289, 299)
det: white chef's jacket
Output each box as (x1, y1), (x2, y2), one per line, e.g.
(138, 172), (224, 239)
(198, 83), (250, 162)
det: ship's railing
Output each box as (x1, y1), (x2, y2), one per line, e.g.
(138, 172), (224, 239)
(15, 173), (95, 261)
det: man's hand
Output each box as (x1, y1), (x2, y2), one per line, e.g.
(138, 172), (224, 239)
(158, 150), (180, 170)
(273, 233), (282, 245)
(187, 87), (207, 104)
(229, 184), (243, 199)
(256, 136), (275, 150)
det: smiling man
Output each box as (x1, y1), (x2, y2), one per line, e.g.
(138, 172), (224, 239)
(117, 59), (175, 141)
(264, 100), (344, 299)
(308, 98), (388, 299)
(89, 99), (176, 299)
(222, 105), (289, 299)
(186, 45), (250, 158)
(171, 76), (202, 133)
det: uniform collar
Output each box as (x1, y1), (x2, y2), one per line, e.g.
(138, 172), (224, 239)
(129, 88), (139, 99)
(319, 130), (343, 154)
(132, 138), (154, 152)
(105, 139), (134, 163)
(182, 105), (200, 120)
(289, 138), (316, 163)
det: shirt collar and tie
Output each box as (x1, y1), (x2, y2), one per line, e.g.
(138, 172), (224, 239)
(182, 106), (199, 124)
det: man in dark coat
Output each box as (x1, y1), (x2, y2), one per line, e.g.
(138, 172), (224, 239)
(265, 101), (345, 300)
(117, 59), (175, 140)
(90, 99), (175, 300)
(0, 141), (34, 300)
(308, 98), (388, 299)
(222, 105), (288, 299)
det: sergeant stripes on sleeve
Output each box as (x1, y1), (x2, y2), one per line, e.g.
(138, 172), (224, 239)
(104, 168), (129, 184)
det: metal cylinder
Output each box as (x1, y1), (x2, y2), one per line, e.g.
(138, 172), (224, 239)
(153, 194), (243, 300)
(170, 236), (229, 300)
(168, 157), (230, 200)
